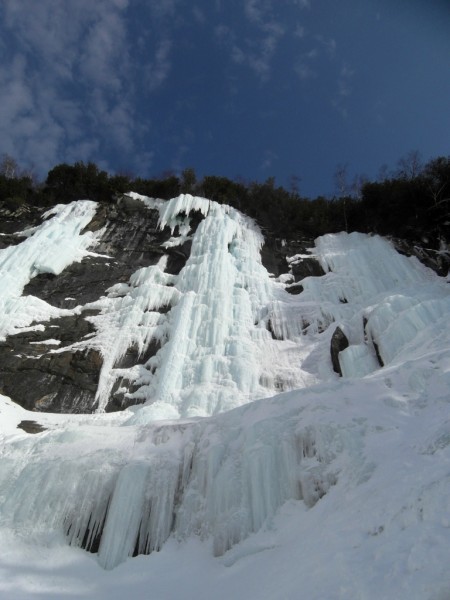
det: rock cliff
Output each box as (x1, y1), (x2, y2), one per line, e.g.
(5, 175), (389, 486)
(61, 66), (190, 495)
(1, 194), (448, 418)
(0, 195), (321, 414)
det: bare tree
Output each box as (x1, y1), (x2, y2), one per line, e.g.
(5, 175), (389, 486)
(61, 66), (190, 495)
(181, 168), (197, 194)
(289, 174), (302, 196)
(377, 163), (390, 182)
(334, 162), (349, 197)
(396, 150), (422, 180)
(333, 163), (349, 232)
(350, 173), (367, 200)
(0, 154), (19, 179)
(424, 157), (450, 208)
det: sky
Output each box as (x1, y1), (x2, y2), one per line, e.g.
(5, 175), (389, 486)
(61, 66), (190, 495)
(0, 0), (449, 198)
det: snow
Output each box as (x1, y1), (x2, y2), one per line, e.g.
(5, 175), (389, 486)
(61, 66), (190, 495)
(127, 195), (281, 420)
(60, 193), (317, 420)
(1, 197), (450, 598)
(29, 338), (61, 345)
(77, 256), (180, 412)
(0, 200), (100, 340)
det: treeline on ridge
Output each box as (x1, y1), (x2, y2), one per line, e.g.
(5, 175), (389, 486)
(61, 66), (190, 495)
(0, 154), (449, 248)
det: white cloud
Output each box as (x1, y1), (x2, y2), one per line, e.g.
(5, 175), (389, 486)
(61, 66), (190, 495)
(231, 40), (276, 82)
(337, 62), (354, 97)
(220, 1), (285, 82)
(315, 34), (337, 56)
(332, 62), (355, 118)
(260, 149), (278, 170)
(244, 0), (266, 24)
(287, 0), (310, 8)
(0, 0), (175, 178)
(294, 24), (306, 38)
(294, 45), (319, 81)
(145, 39), (173, 92)
(294, 61), (316, 81)
(0, 1), (133, 172)
(80, 11), (130, 91)
(215, 24), (231, 41)
(146, 0), (178, 19)
(192, 6), (206, 24)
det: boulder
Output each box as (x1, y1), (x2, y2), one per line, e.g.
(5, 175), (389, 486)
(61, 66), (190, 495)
(330, 326), (349, 376)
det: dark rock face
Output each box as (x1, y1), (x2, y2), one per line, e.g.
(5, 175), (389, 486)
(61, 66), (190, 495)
(260, 239), (288, 278)
(330, 327), (349, 376)
(0, 199), (346, 413)
(23, 202), (175, 311)
(104, 338), (164, 413)
(165, 241), (192, 276)
(391, 237), (450, 277)
(3, 196), (441, 414)
(0, 197), (180, 414)
(0, 202), (45, 237)
(0, 232), (26, 250)
(260, 237), (325, 282)
(290, 255), (325, 282)
(0, 314), (103, 413)
(0, 196), (204, 414)
(372, 341), (384, 368)
(285, 282), (304, 295)
(106, 382), (144, 413)
(363, 317), (384, 368)
(17, 420), (47, 434)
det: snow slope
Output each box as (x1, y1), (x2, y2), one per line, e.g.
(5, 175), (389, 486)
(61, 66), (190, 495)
(0, 196), (450, 599)
(0, 200), (100, 340)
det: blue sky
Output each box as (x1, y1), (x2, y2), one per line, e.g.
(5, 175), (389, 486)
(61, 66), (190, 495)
(0, 0), (449, 197)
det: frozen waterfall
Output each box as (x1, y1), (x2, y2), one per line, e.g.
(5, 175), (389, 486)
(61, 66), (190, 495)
(1, 195), (450, 579)
(80, 194), (317, 420)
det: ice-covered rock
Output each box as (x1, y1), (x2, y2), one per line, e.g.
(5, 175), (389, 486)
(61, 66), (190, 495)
(1, 195), (450, 586)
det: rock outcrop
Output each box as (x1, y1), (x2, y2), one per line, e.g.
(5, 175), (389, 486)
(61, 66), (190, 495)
(2, 194), (443, 415)
(0, 313), (103, 412)
(0, 196), (251, 414)
(330, 326), (349, 376)
(0, 198), (178, 413)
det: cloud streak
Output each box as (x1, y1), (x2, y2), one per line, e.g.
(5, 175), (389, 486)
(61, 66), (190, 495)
(0, 0), (177, 177)
(145, 39), (173, 92)
(332, 62), (355, 118)
(0, 0), (377, 191)
(214, 0), (286, 83)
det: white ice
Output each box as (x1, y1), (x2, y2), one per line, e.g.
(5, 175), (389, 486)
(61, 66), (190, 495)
(66, 194), (317, 419)
(1, 197), (450, 598)
(0, 200), (100, 340)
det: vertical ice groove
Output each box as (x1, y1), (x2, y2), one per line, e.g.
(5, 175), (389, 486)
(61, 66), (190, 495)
(97, 462), (149, 569)
(90, 413), (322, 569)
(128, 194), (310, 422)
(0, 402), (353, 570)
(74, 255), (181, 412)
(45, 194), (320, 419)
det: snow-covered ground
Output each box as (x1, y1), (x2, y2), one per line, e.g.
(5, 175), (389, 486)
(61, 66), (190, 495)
(0, 196), (449, 599)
